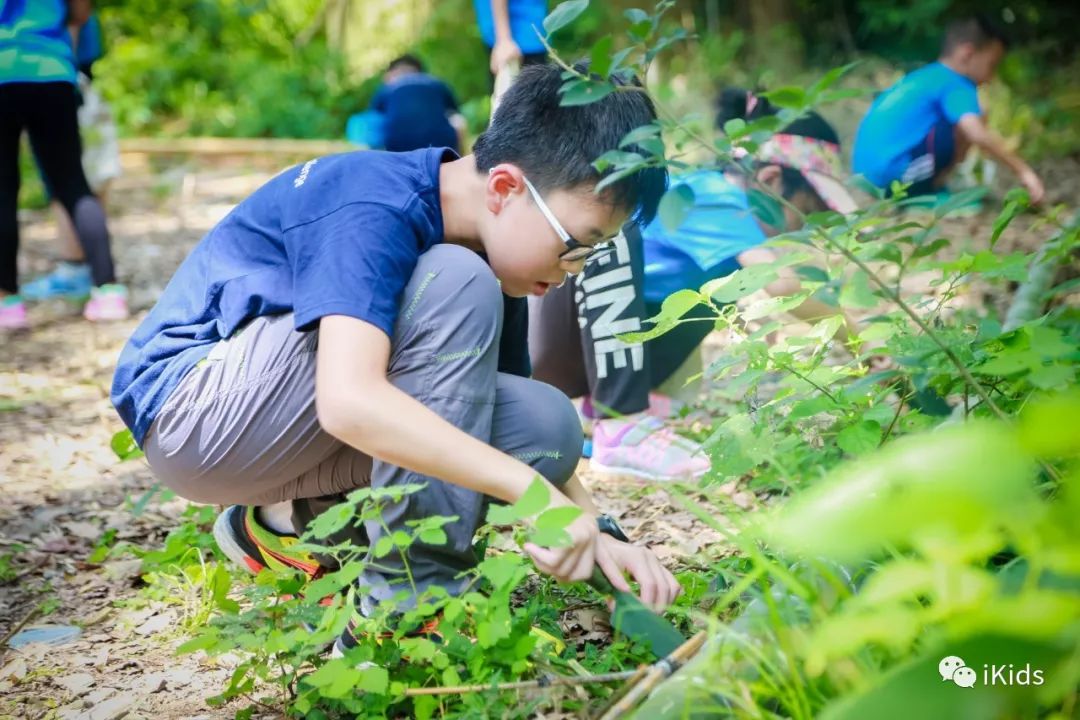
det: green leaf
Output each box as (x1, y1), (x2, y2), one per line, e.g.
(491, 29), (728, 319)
(373, 536), (395, 558)
(760, 421), (1038, 562)
(618, 289), (703, 344)
(910, 237), (950, 260)
(589, 35), (613, 78)
(559, 78), (614, 106)
(306, 660), (361, 698)
(746, 187), (786, 229)
(990, 188), (1029, 248)
(530, 527), (573, 548)
(535, 505), (582, 531)
(593, 149), (645, 170)
(623, 7), (649, 24)
(722, 118), (747, 138)
(610, 589), (685, 657)
(762, 86), (807, 109)
(305, 501), (355, 539)
(478, 552), (527, 589)
(486, 475), (550, 524)
(595, 164), (644, 194)
(838, 270), (878, 309)
(418, 528), (447, 545)
(836, 420), (882, 456)
(357, 665), (389, 694)
(619, 123), (661, 148)
(110, 429), (144, 462)
(740, 290), (812, 321)
(1019, 390), (1080, 457)
(543, 0), (589, 35)
(304, 563), (364, 600)
(809, 62), (858, 96)
(658, 183), (695, 232)
(703, 264), (778, 303)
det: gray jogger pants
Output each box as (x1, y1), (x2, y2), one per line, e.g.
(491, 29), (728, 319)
(142, 243), (583, 602)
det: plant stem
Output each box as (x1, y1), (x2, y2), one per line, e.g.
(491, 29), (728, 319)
(810, 226), (1007, 420)
(401, 669), (639, 697)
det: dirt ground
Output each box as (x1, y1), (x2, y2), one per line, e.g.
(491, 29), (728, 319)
(1, 154), (1074, 720)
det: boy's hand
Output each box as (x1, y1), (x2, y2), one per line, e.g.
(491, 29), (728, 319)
(1019, 167), (1045, 205)
(595, 534), (682, 612)
(490, 38), (523, 75)
(524, 511), (600, 584)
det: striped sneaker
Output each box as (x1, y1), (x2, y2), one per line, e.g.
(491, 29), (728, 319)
(213, 505), (324, 579)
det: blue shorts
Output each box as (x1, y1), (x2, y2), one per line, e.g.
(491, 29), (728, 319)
(897, 118), (955, 196)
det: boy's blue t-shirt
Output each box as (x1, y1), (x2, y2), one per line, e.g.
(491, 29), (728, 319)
(73, 13), (103, 72)
(472, 0), (548, 54)
(0, 0), (77, 85)
(853, 62), (981, 188)
(641, 171), (767, 305)
(371, 73), (459, 152)
(113, 149), (459, 445)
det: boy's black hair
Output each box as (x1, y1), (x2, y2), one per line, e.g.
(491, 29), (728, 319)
(942, 14), (1011, 54)
(716, 88), (839, 202)
(387, 54), (425, 73)
(473, 62), (667, 225)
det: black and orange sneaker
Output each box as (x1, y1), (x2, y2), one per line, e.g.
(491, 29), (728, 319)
(213, 505), (325, 579)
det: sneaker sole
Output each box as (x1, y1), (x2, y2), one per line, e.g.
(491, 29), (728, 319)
(589, 459), (709, 483)
(213, 506), (265, 575)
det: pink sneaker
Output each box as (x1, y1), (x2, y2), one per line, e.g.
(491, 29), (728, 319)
(83, 284), (129, 322)
(590, 415), (710, 482)
(0, 295), (28, 330)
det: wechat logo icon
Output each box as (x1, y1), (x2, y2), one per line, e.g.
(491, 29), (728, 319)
(940, 656), (977, 688)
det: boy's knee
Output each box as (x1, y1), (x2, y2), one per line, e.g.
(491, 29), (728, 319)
(409, 244), (503, 323)
(514, 382), (583, 484)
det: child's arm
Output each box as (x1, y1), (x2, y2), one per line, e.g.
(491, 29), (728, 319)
(956, 114), (1045, 204)
(489, 0), (523, 75)
(66, 0), (91, 47)
(316, 315), (601, 584)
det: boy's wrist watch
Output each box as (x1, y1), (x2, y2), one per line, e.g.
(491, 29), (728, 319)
(597, 514), (630, 543)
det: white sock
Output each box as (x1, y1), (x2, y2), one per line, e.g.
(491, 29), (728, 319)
(256, 501), (295, 535)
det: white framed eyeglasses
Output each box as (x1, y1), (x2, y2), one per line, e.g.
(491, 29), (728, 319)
(521, 175), (614, 263)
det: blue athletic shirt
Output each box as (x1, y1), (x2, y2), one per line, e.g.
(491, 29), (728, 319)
(371, 73), (459, 152)
(113, 148), (534, 446)
(0, 0), (77, 85)
(472, 0), (548, 54)
(641, 171), (767, 305)
(853, 62), (981, 188)
(72, 12), (102, 73)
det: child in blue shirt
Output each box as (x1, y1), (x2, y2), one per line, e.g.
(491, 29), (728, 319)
(0, 0), (126, 329)
(854, 14), (1044, 203)
(111, 64), (681, 653)
(530, 90), (864, 482)
(475, 0), (548, 80)
(368, 54), (466, 153)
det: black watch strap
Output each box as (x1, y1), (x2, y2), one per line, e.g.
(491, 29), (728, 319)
(597, 514), (630, 543)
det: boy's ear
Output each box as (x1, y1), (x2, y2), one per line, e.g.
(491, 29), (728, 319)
(485, 164), (525, 214)
(755, 164), (784, 194)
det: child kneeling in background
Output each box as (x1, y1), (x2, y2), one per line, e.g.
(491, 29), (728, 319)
(110, 64), (681, 655)
(853, 14), (1044, 204)
(530, 89), (865, 482)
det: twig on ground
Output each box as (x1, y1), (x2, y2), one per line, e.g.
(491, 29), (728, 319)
(0, 605), (40, 654)
(595, 631), (708, 720)
(401, 669), (639, 697)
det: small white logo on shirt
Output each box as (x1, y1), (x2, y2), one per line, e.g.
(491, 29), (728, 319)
(294, 158), (318, 188)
